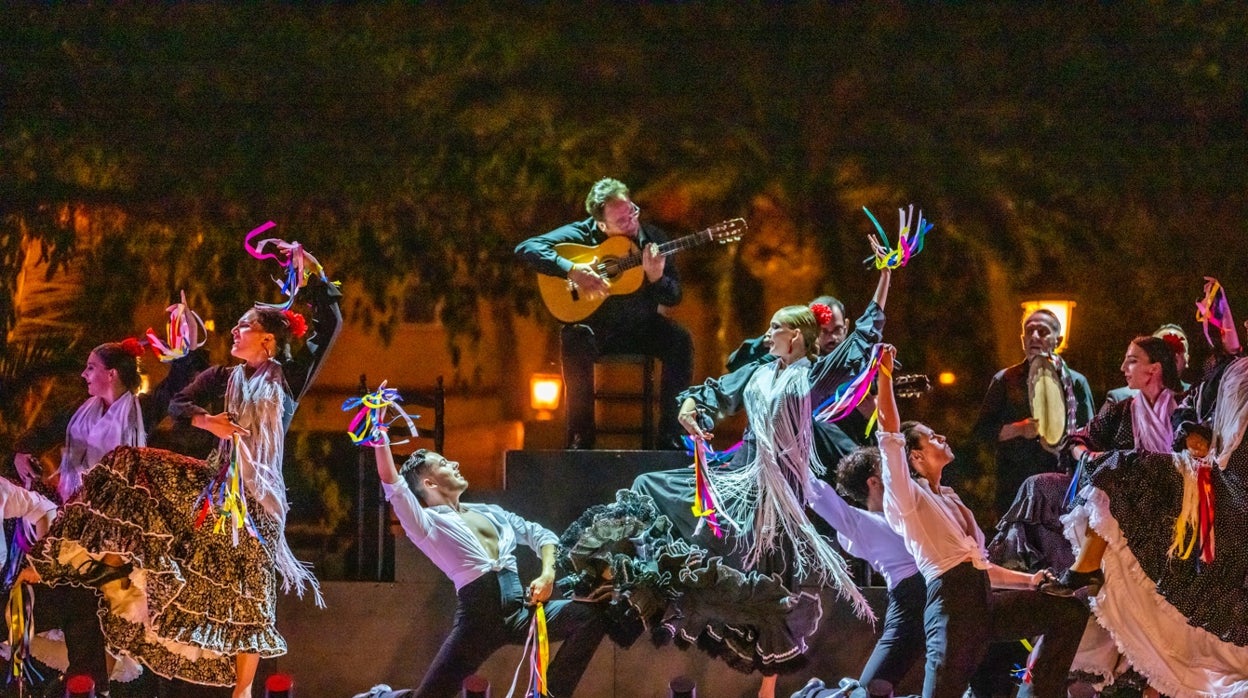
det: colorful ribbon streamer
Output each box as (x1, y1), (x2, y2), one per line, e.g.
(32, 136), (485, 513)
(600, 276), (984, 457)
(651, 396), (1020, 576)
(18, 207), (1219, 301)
(530, 603), (549, 697)
(2, 521), (35, 589)
(1170, 455), (1216, 563)
(6, 583), (43, 692)
(690, 439), (733, 539)
(1010, 638), (1037, 685)
(503, 602), (551, 698)
(145, 290), (209, 363)
(680, 434), (742, 465)
(244, 221), (331, 310)
(864, 204), (934, 270)
(814, 344), (885, 429)
(1063, 454), (1086, 509)
(342, 381), (421, 447)
(194, 434), (261, 546)
(1197, 464), (1216, 564)
(1195, 277), (1231, 348)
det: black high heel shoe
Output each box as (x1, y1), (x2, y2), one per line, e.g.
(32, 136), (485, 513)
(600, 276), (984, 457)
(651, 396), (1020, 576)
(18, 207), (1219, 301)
(1039, 568), (1104, 597)
(74, 558), (132, 587)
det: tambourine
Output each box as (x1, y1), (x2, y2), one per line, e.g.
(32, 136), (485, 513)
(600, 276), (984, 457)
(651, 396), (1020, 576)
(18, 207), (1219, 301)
(1028, 353), (1068, 451)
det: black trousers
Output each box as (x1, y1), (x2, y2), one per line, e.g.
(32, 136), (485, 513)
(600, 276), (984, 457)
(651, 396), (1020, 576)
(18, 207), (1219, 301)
(921, 562), (1087, 698)
(390, 570), (605, 698)
(34, 584), (110, 688)
(859, 571), (926, 688)
(561, 317), (692, 448)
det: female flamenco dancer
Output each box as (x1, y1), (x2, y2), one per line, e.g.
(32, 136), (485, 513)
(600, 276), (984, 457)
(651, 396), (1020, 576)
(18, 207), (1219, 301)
(13, 338), (206, 504)
(656, 260), (891, 697)
(1041, 334), (1185, 597)
(24, 266), (341, 697)
(1045, 356), (1248, 697)
(12, 335), (205, 690)
(1023, 335), (1184, 692)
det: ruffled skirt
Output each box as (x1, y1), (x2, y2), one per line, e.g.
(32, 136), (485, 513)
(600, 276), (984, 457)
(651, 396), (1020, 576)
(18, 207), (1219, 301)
(28, 446), (286, 687)
(1061, 449), (1248, 698)
(986, 471), (1076, 573)
(559, 489), (822, 675)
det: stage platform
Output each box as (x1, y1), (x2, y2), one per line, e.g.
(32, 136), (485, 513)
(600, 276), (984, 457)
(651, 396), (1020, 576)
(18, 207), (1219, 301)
(265, 449), (922, 697)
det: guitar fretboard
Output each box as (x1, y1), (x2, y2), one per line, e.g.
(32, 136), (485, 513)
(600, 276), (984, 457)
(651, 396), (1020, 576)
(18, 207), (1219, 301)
(604, 228), (716, 273)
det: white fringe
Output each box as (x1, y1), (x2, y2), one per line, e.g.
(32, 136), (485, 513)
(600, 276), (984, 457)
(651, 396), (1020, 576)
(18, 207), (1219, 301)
(706, 359), (873, 621)
(225, 363), (323, 607)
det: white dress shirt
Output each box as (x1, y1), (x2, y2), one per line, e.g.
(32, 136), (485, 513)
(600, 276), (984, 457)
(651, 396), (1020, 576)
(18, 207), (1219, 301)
(806, 477), (919, 590)
(0, 478), (57, 569)
(382, 478), (559, 590)
(878, 431), (989, 583)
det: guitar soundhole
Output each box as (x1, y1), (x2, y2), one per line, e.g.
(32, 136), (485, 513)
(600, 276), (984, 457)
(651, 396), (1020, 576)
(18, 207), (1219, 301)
(598, 259), (621, 280)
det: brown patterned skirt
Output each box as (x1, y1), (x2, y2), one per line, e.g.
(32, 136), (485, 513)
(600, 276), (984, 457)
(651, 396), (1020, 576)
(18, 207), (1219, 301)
(29, 446), (286, 686)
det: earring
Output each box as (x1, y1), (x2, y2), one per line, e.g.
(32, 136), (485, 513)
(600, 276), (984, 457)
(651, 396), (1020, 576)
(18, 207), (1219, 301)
(264, 344), (273, 359)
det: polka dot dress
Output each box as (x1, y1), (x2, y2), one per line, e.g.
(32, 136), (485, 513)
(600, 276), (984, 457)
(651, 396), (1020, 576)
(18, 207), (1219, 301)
(1089, 441), (1248, 645)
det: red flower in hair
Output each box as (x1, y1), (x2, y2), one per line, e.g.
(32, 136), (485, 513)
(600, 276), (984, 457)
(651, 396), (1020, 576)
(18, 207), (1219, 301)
(283, 310), (308, 339)
(809, 303), (834, 328)
(1161, 333), (1186, 358)
(119, 337), (145, 358)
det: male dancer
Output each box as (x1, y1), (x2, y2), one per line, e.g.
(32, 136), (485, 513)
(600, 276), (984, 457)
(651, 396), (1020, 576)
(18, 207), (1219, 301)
(878, 346), (1088, 698)
(804, 446), (926, 692)
(354, 433), (606, 698)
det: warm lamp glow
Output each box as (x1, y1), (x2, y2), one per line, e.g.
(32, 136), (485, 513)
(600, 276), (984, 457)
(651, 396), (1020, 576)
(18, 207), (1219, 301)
(203, 319), (216, 332)
(1020, 299), (1076, 353)
(938, 371), (956, 386)
(530, 373), (563, 415)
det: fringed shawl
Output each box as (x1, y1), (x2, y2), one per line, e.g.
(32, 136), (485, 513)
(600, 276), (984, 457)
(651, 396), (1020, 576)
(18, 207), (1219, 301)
(1131, 388), (1177, 453)
(707, 358), (872, 620)
(224, 361), (322, 605)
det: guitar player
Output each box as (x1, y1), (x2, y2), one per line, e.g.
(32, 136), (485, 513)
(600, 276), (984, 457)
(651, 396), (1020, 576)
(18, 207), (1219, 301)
(515, 177), (692, 450)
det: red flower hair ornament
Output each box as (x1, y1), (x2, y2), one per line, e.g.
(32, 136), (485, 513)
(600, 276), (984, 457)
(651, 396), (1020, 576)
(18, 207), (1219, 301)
(282, 310), (308, 339)
(1160, 332), (1187, 358)
(809, 303), (834, 328)
(119, 337), (146, 358)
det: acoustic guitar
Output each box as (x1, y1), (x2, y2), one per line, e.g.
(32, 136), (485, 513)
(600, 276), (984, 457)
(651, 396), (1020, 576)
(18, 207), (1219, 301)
(537, 218), (747, 323)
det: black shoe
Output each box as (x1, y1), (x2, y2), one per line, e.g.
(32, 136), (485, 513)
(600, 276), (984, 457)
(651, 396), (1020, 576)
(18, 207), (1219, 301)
(74, 558), (132, 587)
(1039, 568), (1104, 597)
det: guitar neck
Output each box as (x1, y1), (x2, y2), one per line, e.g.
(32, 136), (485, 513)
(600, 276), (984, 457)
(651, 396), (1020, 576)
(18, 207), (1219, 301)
(614, 229), (712, 272)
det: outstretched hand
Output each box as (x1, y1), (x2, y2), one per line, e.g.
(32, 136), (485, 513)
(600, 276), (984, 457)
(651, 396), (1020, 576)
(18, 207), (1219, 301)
(14, 453), (40, 487)
(879, 343), (897, 372)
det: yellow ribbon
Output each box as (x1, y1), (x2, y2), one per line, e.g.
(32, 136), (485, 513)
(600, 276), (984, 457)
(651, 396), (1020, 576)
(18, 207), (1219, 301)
(535, 602), (549, 696)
